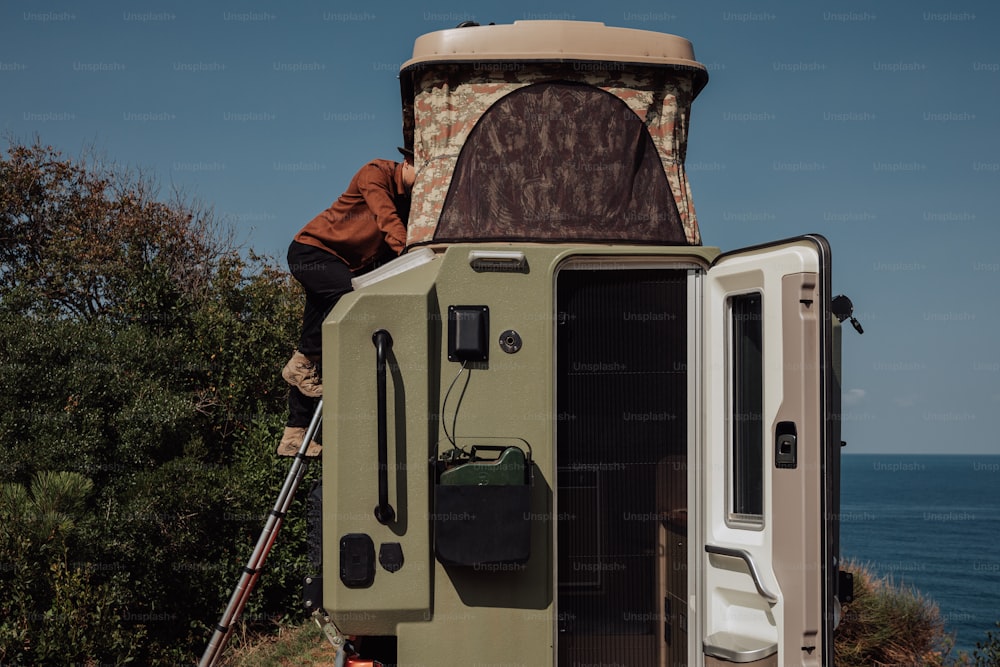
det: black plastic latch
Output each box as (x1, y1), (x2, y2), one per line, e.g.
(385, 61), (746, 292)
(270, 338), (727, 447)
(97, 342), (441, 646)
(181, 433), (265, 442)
(340, 533), (375, 588)
(839, 569), (855, 604)
(775, 421), (797, 469)
(379, 542), (404, 573)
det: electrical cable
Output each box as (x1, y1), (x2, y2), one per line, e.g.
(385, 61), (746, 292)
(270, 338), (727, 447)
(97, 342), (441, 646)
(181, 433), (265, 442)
(440, 360), (470, 452)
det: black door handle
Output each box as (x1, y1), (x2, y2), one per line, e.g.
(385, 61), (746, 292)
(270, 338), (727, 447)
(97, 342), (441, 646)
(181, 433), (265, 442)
(372, 330), (396, 525)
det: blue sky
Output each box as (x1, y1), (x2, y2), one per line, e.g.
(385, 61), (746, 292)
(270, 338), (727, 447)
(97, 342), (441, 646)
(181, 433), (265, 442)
(3, 0), (999, 454)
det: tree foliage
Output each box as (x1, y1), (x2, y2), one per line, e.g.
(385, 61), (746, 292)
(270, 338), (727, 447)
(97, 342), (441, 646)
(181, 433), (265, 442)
(0, 139), (226, 321)
(0, 137), (313, 664)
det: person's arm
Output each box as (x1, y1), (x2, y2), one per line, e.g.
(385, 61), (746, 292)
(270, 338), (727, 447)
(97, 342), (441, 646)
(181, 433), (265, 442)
(356, 164), (407, 254)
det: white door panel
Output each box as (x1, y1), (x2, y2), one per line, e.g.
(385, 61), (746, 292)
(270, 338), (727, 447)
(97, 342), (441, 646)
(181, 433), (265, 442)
(700, 236), (833, 666)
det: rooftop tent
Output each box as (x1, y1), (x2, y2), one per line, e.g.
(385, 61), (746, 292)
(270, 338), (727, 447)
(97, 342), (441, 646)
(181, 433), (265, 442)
(398, 20), (709, 247)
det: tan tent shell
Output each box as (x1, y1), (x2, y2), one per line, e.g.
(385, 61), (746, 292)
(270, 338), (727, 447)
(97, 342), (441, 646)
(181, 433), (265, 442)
(399, 20), (709, 247)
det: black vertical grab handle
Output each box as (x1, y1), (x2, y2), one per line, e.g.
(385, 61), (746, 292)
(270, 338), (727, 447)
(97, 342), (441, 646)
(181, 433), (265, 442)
(372, 330), (396, 525)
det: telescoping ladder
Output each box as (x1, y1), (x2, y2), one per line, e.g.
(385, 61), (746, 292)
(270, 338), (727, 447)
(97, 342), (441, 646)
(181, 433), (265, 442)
(199, 400), (347, 667)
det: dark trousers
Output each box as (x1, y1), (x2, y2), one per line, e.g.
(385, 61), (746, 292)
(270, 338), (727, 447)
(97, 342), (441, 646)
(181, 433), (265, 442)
(286, 240), (354, 427)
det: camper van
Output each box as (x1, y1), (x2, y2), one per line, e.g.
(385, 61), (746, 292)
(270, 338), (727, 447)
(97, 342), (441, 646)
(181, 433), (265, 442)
(311, 20), (853, 667)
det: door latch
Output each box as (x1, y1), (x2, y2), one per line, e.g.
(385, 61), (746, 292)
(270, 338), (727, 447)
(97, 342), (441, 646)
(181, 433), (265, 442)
(775, 421), (797, 469)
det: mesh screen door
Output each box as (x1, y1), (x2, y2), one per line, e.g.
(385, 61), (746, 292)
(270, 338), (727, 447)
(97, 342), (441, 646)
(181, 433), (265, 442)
(556, 267), (688, 666)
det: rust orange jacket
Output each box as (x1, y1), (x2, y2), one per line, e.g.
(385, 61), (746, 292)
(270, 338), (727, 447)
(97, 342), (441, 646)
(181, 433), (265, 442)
(294, 159), (411, 272)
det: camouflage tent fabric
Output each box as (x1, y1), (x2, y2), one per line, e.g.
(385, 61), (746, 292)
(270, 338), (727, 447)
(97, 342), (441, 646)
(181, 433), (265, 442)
(402, 63), (702, 246)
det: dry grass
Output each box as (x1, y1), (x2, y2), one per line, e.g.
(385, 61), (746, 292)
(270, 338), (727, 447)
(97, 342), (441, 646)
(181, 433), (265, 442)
(835, 559), (956, 666)
(218, 621), (339, 667)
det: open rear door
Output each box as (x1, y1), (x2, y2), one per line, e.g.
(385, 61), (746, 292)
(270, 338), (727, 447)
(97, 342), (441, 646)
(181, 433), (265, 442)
(700, 235), (839, 667)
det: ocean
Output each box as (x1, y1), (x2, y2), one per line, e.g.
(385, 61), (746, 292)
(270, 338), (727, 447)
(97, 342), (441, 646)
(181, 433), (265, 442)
(840, 454), (1000, 656)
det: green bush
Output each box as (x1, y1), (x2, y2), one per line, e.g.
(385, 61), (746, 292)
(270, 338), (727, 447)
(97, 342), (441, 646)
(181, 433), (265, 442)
(0, 471), (141, 663)
(0, 138), (308, 664)
(969, 623), (1000, 666)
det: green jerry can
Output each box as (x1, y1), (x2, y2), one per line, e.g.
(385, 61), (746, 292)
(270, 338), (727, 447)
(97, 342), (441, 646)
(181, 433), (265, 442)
(434, 445), (532, 567)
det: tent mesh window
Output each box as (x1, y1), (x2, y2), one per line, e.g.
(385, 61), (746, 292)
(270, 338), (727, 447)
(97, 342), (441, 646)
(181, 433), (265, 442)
(435, 81), (685, 245)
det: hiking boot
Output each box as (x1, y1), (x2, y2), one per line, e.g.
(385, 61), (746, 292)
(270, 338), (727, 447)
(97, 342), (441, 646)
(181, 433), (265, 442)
(277, 426), (322, 457)
(281, 351), (322, 397)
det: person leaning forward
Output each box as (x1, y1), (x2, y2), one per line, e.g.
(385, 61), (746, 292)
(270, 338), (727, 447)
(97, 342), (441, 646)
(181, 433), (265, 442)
(278, 149), (416, 457)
